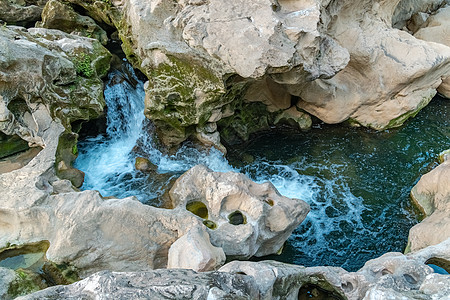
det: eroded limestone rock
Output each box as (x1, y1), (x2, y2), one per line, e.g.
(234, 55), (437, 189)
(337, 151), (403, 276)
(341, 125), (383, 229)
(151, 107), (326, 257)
(16, 269), (260, 300)
(17, 238), (450, 300)
(169, 165), (310, 258)
(37, 0), (108, 45)
(167, 226), (226, 272)
(414, 5), (450, 98)
(409, 151), (450, 252)
(103, 0), (450, 149)
(290, 1), (450, 130)
(112, 0), (349, 148)
(0, 26), (110, 146)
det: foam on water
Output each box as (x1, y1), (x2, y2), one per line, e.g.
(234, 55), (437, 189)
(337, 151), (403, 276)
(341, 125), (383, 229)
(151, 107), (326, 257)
(75, 62), (233, 203)
(75, 63), (450, 271)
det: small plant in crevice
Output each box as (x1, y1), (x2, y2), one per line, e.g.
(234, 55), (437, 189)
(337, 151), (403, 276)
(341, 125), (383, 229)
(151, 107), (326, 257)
(74, 53), (94, 78)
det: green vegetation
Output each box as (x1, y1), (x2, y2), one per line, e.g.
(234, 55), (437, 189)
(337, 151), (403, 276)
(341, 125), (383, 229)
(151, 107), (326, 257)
(7, 269), (46, 298)
(74, 53), (94, 78)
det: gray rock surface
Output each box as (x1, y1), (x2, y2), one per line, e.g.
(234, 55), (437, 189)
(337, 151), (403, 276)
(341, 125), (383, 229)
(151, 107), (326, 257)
(169, 165), (310, 258)
(17, 269), (259, 300)
(0, 0), (48, 27)
(17, 238), (450, 299)
(0, 267), (16, 299)
(168, 226), (226, 272)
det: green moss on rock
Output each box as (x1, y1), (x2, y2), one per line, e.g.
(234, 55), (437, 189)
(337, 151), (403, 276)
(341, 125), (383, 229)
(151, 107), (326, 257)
(385, 94), (434, 129)
(0, 133), (29, 159)
(7, 269), (46, 298)
(146, 55), (225, 129)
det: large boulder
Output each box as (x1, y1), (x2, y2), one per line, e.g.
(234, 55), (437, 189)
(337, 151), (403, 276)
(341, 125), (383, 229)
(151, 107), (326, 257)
(83, 0), (450, 149)
(111, 0), (349, 148)
(0, 0), (48, 27)
(408, 149), (450, 252)
(414, 5), (450, 98)
(169, 165), (310, 258)
(290, 1), (450, 130)
(16, 269), (260, 300)
(0, 26), (111, 185)
(0, 26), (110, 146)
(37, 0), (108, 45)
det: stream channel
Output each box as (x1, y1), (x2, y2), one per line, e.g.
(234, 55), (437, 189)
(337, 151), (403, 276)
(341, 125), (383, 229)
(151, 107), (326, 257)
(75, 63), (450, 272)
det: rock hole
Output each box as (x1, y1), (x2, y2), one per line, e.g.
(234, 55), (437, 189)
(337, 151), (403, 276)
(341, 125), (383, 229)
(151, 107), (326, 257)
(235, 271), (247, 275)
(425, 257), (450, 274)
(403, 274), (417, 285)
(271, 4), (280, 12)
(381, 268), (393, 276)
(228, 210), (246, 225)
(186, 201), (209, 219)
(203, 220), (217, 230)
(298, 283), (345, 300)
(291, 95), (300, 107)
(265, 199), (274, 206)
(0, 241), (50, 270)
(341, 281), (353, 292)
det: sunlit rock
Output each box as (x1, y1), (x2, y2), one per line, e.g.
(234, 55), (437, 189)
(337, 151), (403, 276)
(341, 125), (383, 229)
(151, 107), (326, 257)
(16, 269), (260, 300)
(0, 267), (16, 299)
(169, 165), (310, 258)
(414, 5), (450, 98)
(409, 152), (450, 252)
(167, 226), (226, 272)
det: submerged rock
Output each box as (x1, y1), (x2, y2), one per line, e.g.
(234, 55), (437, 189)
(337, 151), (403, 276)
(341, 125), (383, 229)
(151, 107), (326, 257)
(134, 156), (156, 172)
(169, 165), (310, 258)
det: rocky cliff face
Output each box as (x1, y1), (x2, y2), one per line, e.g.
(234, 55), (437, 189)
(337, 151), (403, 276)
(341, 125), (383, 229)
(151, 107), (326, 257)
(79, 0), (450, 149)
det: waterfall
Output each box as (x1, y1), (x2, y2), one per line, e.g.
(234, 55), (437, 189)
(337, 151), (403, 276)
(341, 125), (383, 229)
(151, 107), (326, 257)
(75, 62), (450, 271)
(75, 61), (233, 204)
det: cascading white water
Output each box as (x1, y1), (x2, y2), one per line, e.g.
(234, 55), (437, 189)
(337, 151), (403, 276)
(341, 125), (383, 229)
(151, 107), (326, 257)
(76, 62), (450, 271)
(75, 62), (234, 203)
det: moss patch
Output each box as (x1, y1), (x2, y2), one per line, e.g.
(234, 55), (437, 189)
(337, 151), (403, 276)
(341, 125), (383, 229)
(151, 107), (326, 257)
(385, 94), (434, 129)
(7, 269), (47, 298)
(146, 55), (225, 130)
(0, 133), (29, 159)
(186, 201), (209, 219)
